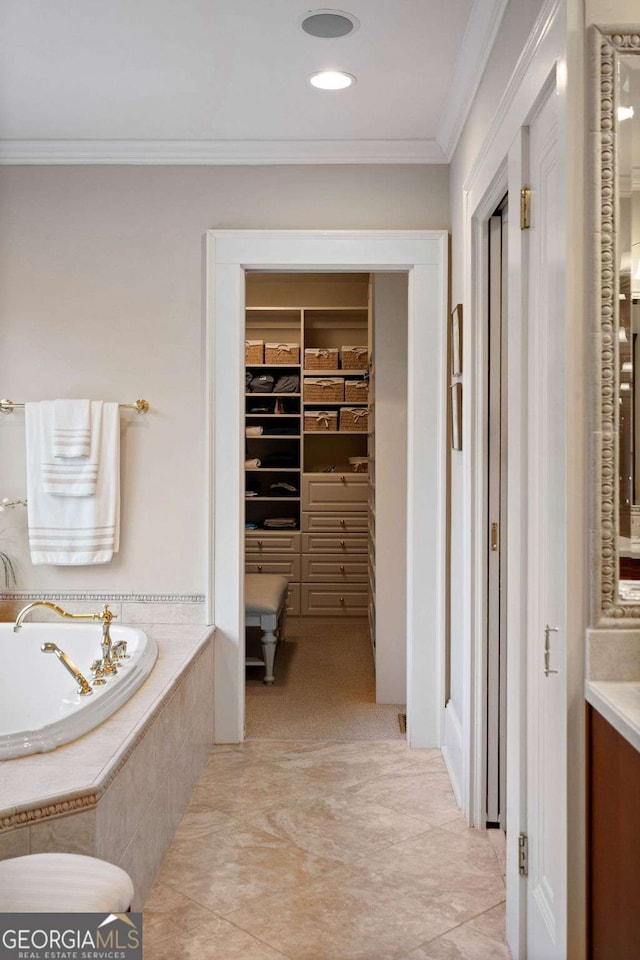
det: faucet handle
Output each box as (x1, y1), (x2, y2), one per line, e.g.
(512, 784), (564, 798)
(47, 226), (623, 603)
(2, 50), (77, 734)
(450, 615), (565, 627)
(101, 603), (116, 622)
(90, 660), (107, 685)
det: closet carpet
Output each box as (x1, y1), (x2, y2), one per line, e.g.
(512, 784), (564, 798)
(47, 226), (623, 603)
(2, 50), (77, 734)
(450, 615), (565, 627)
(245, 617), (405, 740)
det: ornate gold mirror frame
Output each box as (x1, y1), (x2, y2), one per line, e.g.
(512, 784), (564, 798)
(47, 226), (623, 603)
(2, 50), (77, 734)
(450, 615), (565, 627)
(593, 27), (640, 623)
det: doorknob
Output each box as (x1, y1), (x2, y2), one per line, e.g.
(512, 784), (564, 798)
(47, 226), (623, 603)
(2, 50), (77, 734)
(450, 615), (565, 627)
(544, 624), (559, 677)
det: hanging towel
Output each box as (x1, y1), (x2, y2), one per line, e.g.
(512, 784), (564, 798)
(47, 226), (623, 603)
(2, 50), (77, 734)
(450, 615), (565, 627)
(52, 399), (91, 458)
(40, 401), (101, 497)
(26, 401), (120, 565)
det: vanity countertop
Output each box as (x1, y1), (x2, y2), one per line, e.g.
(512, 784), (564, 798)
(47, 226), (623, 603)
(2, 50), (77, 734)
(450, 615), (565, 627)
(585, 681), (640, 753)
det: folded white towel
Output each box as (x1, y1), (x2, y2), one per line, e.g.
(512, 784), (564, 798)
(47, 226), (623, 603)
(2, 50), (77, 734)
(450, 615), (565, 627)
(53, 399), (91, 458)
(26, 401), (120, 565)
(245, 458), (261, 468)
(245, 426), (263, 437)
(38, 401), (100, 497)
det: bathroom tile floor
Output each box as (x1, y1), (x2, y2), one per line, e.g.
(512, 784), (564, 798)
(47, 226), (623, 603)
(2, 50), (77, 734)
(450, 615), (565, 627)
(143, 621), (510, 959)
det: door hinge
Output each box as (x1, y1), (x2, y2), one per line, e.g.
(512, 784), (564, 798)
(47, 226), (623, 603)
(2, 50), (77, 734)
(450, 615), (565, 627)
(518, 833), (529, 876)
(520, 188), (531, 230)
(490, 522), (499, 552)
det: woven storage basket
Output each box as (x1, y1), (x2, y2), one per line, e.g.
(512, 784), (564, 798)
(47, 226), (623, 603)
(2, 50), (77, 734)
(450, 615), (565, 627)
(304, 377), (344, 402)
(340, 345), (368, 370)
(265, 342), (300, 364)
(304, 347), (339, 370)
(345, 379), (369, 403)
(245, 340), (264, 364)
(339, 407), (369, 432)
(304, 410), (338, 432)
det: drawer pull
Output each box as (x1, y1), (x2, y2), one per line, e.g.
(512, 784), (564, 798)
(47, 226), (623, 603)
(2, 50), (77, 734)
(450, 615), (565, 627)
(340, 565), (346, 573)
(340, 475), (346, 483)
(257, 540), (263, 548)
(258, 564), (263, 572)
(340, 540), (346, 548)
(339, 596), (345, 604)
(340, 519), (346, 526)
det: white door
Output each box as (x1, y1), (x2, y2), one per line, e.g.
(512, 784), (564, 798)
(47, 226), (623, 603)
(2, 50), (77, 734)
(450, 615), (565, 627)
(525, 84), (567, 958)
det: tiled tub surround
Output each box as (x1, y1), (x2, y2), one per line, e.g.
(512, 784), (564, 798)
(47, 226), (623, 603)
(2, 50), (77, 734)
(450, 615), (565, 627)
(0, 624), (214, 908)
(0, 594), (206, 627)
(585, 629), (640, 752)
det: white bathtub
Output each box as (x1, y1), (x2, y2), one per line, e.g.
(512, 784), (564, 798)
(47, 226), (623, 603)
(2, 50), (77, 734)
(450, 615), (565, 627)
(0, 622), (158, 760)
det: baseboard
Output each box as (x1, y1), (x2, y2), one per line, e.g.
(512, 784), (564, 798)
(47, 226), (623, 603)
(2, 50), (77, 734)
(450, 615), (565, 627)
(441, 698), (464, 809)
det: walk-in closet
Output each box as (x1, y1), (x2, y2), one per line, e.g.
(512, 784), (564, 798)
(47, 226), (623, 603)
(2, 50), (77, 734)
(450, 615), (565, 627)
(244, 272), (407, 725)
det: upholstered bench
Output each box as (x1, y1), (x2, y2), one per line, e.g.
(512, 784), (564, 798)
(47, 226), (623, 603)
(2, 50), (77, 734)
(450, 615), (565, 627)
(0, 853), (134, 912)
(245, 574), (288, 684)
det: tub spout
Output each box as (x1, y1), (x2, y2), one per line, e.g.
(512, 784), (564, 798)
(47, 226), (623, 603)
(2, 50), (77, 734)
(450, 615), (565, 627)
(41, 642), (93, 696)
(13, 601), (117, 674)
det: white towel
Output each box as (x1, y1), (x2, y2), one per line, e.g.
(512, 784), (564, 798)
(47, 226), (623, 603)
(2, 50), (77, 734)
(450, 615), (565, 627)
(26, 401), (120, 565)
(53, 399), (91, 458)
(245, 426), (263, 437)
(40, 401), (100, 497)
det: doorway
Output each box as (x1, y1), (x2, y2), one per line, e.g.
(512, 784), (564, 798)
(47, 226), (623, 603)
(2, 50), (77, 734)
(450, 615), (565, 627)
(486, 198), (508, 830)
(242, 269), (402, 738)
(206, 229), (448, 749)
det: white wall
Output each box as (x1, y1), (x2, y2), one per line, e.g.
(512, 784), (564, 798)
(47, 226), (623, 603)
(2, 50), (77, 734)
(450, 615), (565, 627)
(372, 273), (408, 704)
(0, 164), (449, 596)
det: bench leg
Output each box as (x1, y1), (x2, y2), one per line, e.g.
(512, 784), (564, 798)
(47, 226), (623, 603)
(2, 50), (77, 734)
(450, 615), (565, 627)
(262, 630), (277, 685)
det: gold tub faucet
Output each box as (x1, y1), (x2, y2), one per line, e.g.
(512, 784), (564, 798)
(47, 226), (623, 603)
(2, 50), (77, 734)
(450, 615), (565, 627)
(41, 643), (92, 696)
(14, 601), (117, 675)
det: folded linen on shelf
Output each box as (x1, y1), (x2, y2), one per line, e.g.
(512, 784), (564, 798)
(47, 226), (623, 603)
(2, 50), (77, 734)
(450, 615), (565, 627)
(249, 374), (275, 393)
(245, 426), (264, 437)
(245, 458), (262, 468)
(52, 399), (91, 458)
(263, 517), (297, 529)
(26, 401), (120, 565)
(273, 375), (299, 393)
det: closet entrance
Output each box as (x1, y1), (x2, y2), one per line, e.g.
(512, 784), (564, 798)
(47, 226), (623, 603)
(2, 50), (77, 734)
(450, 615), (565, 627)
(243, 271), (408, 723)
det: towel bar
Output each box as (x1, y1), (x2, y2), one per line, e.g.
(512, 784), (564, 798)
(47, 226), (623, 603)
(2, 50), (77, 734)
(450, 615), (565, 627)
(0, 399), (150, 415)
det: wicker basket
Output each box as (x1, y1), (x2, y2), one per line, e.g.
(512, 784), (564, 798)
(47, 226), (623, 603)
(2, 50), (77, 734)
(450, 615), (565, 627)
(340, 346), (368, 370)
(304, 410), (338, 432)
(345, 379), (369, 403)
(265, 342), (300, 364)
(245, 340), (264, 364)
(304, 377), (344, 402)
(339, 407), (368, 432)
(304, 347), (339, 370)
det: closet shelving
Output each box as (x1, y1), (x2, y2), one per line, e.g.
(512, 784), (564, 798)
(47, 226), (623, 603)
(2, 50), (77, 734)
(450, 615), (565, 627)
(245, 276), (373, 617)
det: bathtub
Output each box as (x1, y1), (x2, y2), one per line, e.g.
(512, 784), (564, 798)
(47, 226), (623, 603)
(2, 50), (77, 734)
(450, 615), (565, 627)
(0, 622), (158, 760)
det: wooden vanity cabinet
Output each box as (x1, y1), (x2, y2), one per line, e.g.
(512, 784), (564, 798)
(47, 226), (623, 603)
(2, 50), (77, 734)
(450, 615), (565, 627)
(586, 704), (640, 959)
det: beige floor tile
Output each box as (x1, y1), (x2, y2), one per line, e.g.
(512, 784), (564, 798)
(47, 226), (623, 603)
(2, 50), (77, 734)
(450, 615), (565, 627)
(157, 819), (341, 916)
(345, 760), (461, 825)
(402, 924), (512, 959)
(244, 794), (432, 864)
(143, 881), (288, 960)
(189, 756), (325, 816)
(359, 827), (506, 926)
(465, 902), (507, 944)
(225, 867), (459, 960)
(487, 828), (507, 878)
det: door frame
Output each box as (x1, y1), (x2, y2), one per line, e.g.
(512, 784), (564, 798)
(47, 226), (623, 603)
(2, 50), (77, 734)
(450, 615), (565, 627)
(458, 0), (567, 955)
(205, 230), (448, 749)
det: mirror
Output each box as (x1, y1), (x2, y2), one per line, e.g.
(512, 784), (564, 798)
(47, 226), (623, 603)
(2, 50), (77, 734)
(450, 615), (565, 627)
(593, 29), (640, 618)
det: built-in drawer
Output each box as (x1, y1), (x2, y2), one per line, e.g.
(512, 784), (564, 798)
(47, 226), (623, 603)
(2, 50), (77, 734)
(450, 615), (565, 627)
(302, 475), (368, 512)
(302, 513), (369, 534)
(301, 533), (368, 554)
(301, 585), (368, 616)
(245, 556), (301, 580)
(302, 555), (368, 583)
(286, 583), (300, 616)
(245, 533), (300, 555)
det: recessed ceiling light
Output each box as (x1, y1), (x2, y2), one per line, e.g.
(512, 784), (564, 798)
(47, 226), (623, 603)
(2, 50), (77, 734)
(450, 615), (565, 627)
(309, 70), (355, 90)
(300, 10), (360, 38)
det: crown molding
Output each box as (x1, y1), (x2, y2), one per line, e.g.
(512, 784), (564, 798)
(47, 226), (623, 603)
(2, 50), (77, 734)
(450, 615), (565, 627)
(0, 137), (447, 166)
(436, 0), (510, 161)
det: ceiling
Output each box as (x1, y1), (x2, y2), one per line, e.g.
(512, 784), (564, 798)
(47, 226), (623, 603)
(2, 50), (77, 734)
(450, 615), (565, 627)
(0, 0), (508, 165)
